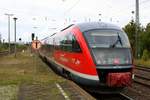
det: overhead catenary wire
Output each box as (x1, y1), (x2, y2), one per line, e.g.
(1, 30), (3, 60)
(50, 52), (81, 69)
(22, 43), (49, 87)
(103, 0), (150, 17)
(140, 0), (150, 4)
(63, 0), (80, 15)
(0, 0), (149, 17)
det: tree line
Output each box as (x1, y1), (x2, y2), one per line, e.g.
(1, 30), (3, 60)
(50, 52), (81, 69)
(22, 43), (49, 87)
(0, 43), (27, 52)
(123, 20), (150, 60)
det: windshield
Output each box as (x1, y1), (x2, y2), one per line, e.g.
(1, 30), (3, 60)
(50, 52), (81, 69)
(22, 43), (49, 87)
(84, 30), (130, 48)
(92, 48), (132, 65)
(83, 29), (132, 65)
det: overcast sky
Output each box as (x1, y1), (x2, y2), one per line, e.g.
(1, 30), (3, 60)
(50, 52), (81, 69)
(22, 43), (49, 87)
(0, 0), (150, 42)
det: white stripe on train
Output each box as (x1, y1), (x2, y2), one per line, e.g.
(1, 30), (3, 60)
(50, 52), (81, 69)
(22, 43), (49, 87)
(46, 57), (99, 81)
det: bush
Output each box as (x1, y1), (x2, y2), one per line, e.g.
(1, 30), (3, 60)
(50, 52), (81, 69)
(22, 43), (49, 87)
(0, 43), (8, 52)
(16, 44), (27, 51)
(142, 49), (149, 61)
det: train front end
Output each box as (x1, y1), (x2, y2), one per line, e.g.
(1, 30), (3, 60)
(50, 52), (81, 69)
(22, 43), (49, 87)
(79, 22), (133, 89)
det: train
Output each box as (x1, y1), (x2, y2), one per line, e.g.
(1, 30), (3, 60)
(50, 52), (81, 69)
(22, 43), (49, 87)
(39, 22), (134, 93)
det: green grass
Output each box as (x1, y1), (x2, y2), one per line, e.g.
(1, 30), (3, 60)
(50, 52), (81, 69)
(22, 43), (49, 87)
(0, 85), (18, 100)
(0, 50), (66, 99)
(134, 59), (150, 67)
(0, 51), (65, 85)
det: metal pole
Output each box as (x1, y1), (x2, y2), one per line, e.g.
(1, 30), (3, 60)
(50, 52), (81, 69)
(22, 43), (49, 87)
(8, 16), (11, 53)
(5, 13), (13, 54)
(135, 0), (140, 59)
(13, 17), (17, 58)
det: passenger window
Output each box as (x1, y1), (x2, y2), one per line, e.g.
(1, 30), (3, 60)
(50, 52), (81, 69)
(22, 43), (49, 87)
(55, 32), (81, 53)
(66, 33), (72, 52)
(72, 35), (82, 53)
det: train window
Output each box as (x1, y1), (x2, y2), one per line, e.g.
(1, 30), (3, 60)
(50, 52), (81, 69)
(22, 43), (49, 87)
(66, 33), (73, 52)
(59, 35), (66, 50)
(72, 35), (82, 53)
(84, 30), (130, 48)
(119, 32), (130, 47)
(54, 32), (81, 53)
(67, 33), (72, 43)
(58, 33), (72, 52)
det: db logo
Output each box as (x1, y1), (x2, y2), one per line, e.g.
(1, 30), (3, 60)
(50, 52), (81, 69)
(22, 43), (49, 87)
(31, 40), (41, 50)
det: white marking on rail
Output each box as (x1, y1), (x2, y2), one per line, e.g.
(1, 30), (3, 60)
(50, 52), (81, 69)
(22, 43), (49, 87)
(55, 83), (70, 100)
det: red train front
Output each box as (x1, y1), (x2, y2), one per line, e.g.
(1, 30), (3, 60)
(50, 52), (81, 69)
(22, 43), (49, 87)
(39, 22), (134, 93)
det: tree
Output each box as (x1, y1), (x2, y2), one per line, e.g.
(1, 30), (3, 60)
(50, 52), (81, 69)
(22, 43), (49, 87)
(123, 20), (144, 58)
(141, 23), (150, 52)
(142, 49), (149, 61)
(123, 20), (136, 57)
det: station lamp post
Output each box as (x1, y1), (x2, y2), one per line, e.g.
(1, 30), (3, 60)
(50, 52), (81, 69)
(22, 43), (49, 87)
(5, 13), (13, 54)
(13, 17), (17, 58)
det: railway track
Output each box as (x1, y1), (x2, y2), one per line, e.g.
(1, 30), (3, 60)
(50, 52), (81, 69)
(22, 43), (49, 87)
(135, 65), (150, 72)
(135, 74), (150, 81)
(119, 93), (133, 100)
(91, 92), (133, 100)
(134, 65), (150, 88)
(65, 82), (134, 100)
(0, 51), (9, 56)
(134, 75), (150, 88)
(0, 50), (15, 56)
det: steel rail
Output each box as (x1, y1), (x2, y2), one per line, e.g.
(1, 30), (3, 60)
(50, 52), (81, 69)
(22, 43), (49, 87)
(136, 67), (150, 72)
(135, 65), (150, 72)
(135, 74), (150, 81)
(120, 93), (133, 100)
(133, 79), (150, 88)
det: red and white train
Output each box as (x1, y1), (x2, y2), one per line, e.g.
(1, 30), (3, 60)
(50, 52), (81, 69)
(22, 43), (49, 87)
(39, 22), (134, 93)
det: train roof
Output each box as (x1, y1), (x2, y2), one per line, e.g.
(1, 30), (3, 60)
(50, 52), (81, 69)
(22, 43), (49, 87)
(76, 22), (122, 32)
